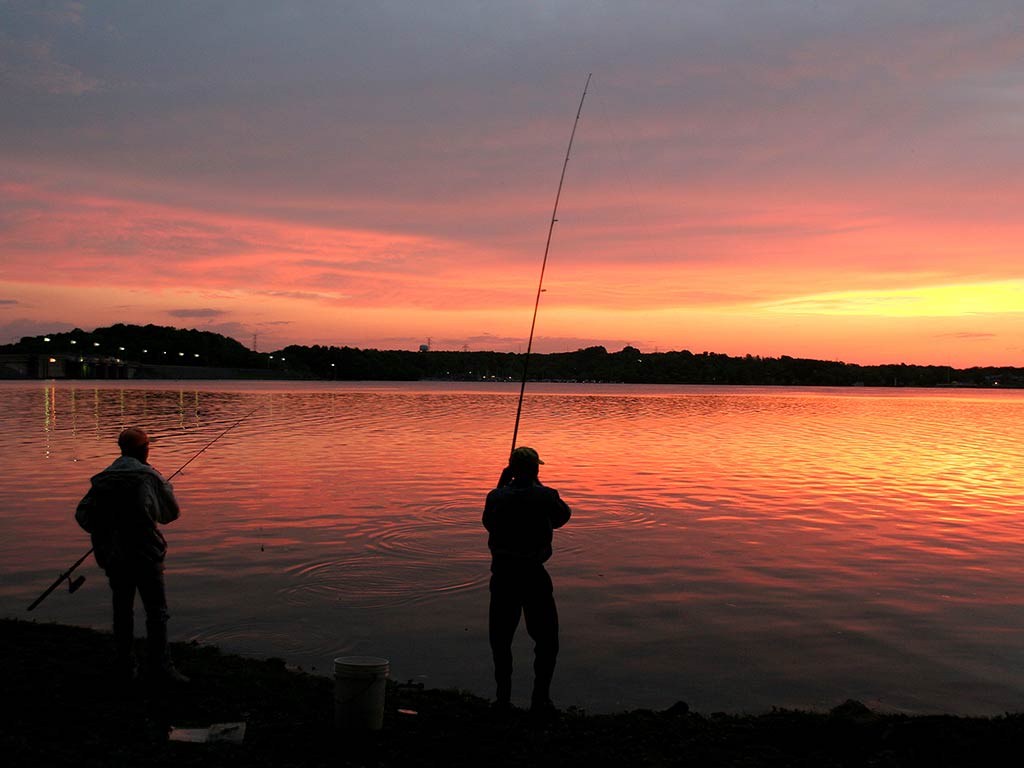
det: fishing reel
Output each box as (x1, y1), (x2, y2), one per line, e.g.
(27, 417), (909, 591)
(68, 574), (86, 594)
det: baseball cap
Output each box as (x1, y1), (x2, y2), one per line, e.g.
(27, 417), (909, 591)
(510, 446), (544, 465)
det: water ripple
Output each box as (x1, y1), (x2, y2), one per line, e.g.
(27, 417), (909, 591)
(6, 381), (1024, 714)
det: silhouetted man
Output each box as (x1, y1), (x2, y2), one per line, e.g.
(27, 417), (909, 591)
(483, 446), (571, 712)
(76, 427), (187, 684)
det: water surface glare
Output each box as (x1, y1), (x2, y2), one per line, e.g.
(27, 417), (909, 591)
(2, 380), (1023, 714)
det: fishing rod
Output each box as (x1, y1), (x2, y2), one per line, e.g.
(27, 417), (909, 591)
(163, 405), (261, 483)
(27, 405), (260, 612)
(510, 72), (592, 458)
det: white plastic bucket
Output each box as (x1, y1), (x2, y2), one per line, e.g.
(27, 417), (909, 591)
(333, 656), (389, 730)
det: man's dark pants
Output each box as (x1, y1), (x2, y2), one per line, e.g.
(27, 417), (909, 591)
(488, 563), (559, 706)
(106, 560), (171, 675)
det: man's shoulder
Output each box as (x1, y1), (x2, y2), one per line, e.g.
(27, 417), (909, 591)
(533, 482), (562, 498)
(488, 482), (561, 502)
(485, 483), (522, 503)
(102, 455), (148, 471)
(91, 456), (165, 485)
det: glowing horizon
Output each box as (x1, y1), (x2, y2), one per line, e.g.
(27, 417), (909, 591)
(2, 3), (1023, 368)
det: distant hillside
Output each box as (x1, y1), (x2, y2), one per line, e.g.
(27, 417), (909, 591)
(276, 343), (1024, 387)
(3, 325), (1023, 386)
(3, 323), (263, 369)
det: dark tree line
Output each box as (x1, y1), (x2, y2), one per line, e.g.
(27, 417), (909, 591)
(5, 326), (1022, 387)
(277, 343), (1022, 388)
(5, 324), (262, 369)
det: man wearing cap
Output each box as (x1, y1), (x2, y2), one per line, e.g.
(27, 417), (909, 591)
(483, 446), (571, 712)
(76, 427), (187, 684)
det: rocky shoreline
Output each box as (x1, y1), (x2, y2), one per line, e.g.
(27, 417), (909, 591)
(3, 618), (1020, 767)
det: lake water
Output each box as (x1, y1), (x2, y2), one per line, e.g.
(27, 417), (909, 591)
(2, 380), (1023, 714)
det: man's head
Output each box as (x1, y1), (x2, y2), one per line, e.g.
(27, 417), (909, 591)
(509, 446), (543, 479)
(118, 427), (150, 462)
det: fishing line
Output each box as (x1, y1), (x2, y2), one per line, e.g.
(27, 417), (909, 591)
(27, 404), (261, 611)
(165, 405), (261, 481)
(510, 73), (592, 457)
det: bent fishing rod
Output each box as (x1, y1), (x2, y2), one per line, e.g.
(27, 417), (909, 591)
(510, 72), (591, 458)
(27, 405), (260, 612)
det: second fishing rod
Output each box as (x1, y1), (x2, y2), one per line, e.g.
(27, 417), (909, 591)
(27, 405), (260, 612)
(509, 73), (592, 458)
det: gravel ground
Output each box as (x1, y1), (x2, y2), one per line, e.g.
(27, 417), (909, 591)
(3, 618), (1022, 767)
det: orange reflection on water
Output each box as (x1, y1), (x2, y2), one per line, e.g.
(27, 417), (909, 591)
(3, 381), (1024, 714)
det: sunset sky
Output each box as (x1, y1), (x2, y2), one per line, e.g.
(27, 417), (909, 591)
(2, 1), (1023, 366)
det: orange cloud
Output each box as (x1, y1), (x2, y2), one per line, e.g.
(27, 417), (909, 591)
(4, 168), (1024, 367)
